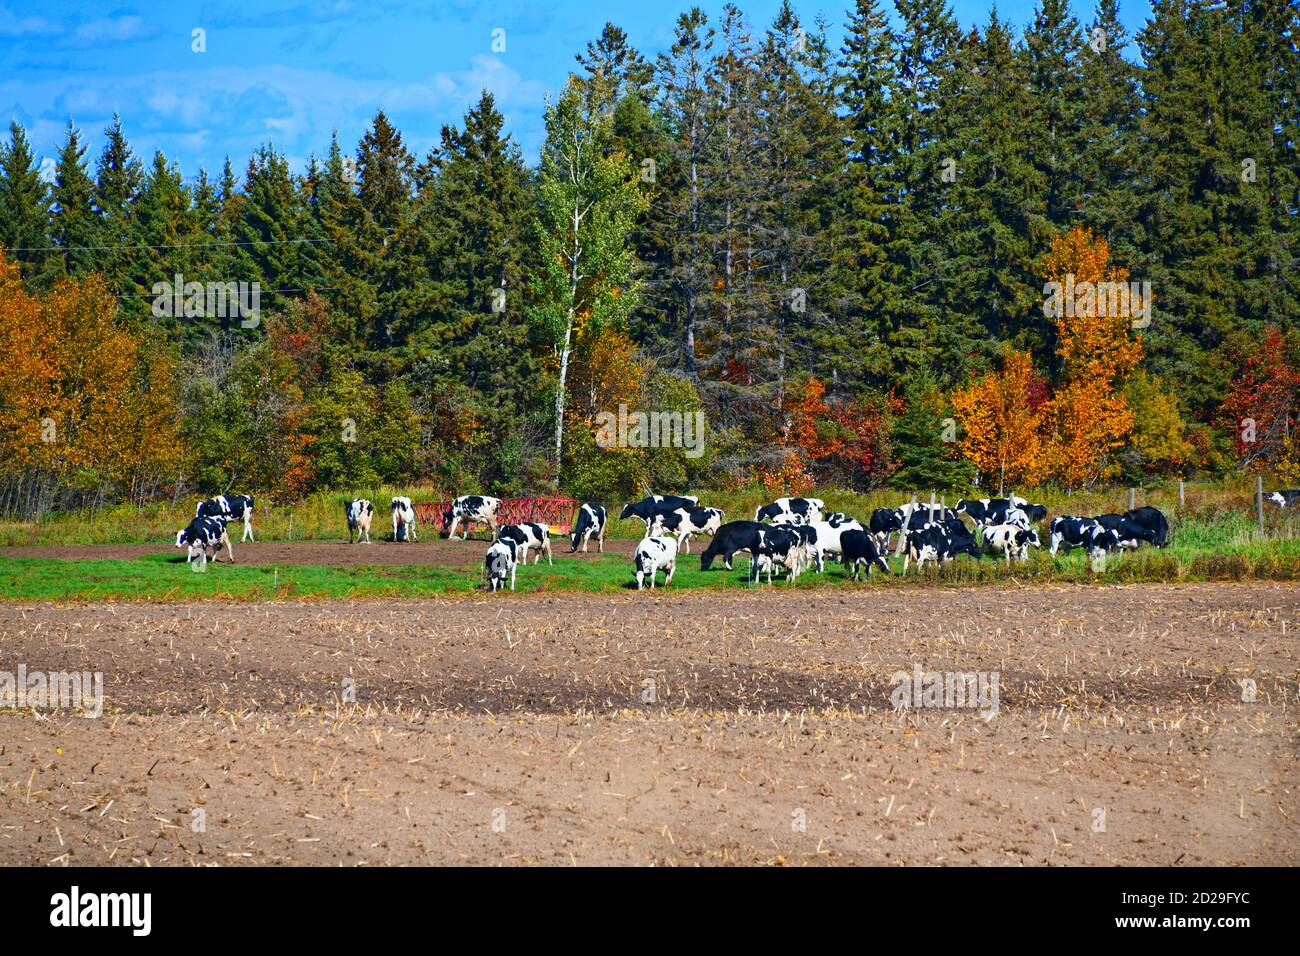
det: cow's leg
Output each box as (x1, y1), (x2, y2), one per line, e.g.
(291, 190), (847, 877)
(597, 527), (604, 553)
(664, 560), (674, 587)
(543, 537), (552, 566)
(447, 517), (460, 540)
(222, 533), (235, 564)
(409, 518), (418, 542)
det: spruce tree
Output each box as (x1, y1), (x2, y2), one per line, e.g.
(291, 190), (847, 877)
(0, 121), (51, 284)
(49, 121), (98, 280)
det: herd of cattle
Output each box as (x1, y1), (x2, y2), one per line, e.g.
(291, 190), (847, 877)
(170, 485), (1300, 589)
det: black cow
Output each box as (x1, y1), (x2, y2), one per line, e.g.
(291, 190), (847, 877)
(196, 494), (255, 542)
(839, 529), (891, 580)
(699, 520), (767, 571)
(1093, 513), (1159, 549)
(869, 508), (903, 549)
(955, 496), (1040, 527)
(1268, 489), (1300, 508)
(1122, 506), (1169, 547)
(754, 497), (825, 525)
(619, 495), (699, 529)
(569, 502), (607, 553)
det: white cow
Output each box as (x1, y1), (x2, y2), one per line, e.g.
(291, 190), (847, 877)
(633, 535), (679, 590)
(346, 498), (374, 544)
(485, 540), (518, 592)
(391, 496), (418, 542)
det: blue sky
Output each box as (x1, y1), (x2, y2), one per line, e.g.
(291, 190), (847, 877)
(2, 0), (1153, 181)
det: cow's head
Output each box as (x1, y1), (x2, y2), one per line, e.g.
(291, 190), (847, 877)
(619, 503), (637, 521)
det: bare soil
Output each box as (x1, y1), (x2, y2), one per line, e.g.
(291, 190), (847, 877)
(0, 582), (1296, 866)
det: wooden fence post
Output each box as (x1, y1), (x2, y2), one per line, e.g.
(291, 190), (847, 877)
(894, 495), (917, 557)
(1178, 480), (1185, 510)
(1256, 476), (1265, 537)
(288, 513), (293, 542)
(1128, 487), (1136, 511)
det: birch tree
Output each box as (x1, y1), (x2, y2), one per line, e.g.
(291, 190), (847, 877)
(532, 77), (646, 484)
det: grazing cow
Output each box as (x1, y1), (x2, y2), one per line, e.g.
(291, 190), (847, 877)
(1092, 513), (1159, 549)
(1268, 489), (1300, 508)
(196, 494), (256, 542)
(634, 535), (679, 590)
(619, 495), (700, 530)
(484, 539), (518, 592)
(1050, 517), (1118, 560)
(569, 502), (607, 553)
(496, 523), (552, 566)
(1122, 506), (1169, 547)
(750, 526), (812, 584)
(699, 520), (767, 571)
(754, 497), (824, 525)
(869, 508), (903, 550)
(390, 496), (418, 542)
(346, 498), (374, 544)
(794, 514), (865, 572)
(175, 515), (233, 567)
(1024, 503), (1049, 523)
(839, 529), (891, 580)
(444, 495), (501, 540)
(903, 521), (980, 571)
(650, 507), (725, 554)
(983, 523), (1042, 564)
(902, 505), (960, 532)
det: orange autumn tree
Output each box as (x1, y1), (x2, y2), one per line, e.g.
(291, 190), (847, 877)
(951, 347), (1048, 494)
(0, 249), (180, 516)
(1039, 227), (1143, 487)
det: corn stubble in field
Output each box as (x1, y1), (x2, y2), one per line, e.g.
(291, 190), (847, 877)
(0, 584), (1295, 866)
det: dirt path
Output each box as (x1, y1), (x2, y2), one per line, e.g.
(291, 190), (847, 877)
(0, 582), (1295, 865)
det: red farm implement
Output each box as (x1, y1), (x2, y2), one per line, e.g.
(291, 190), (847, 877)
(414, 496), (578, 537)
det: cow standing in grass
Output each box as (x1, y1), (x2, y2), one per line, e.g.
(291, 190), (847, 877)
(391, 496), (418, 542)
(496, 523), (552, 565)
(650, 507), (724, 554)
(485, 539), (518, 592)
(634, 535), (678, 590)
(176, 515), (234, 567)
(346, 499), (374, 544)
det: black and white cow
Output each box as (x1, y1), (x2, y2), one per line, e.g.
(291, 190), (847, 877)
(444, 495), (501, 540)
(1092, 513), (1159, 549)
(699, 520), (767, 571)
(983, 523), (1042, 564)
(484, 539), (518, 592)
(869, 508), (904, 550)
(787, 514), (865, 572)
(1049, 517), (1118, 559)
(749, 526), (812, 584)
(175, 515), (233, 567)
(346, 498), (374, 544)
(1268, 489), (1300, 509)
(903, 521), (980, 571)
(1121, 506), (1169, 547)
(650, 507), (725, 554)
(391, 496), (418, 542)
(955, 496), (1038, 527)
(839, 529), (891, 580)
(496, 523), (552, 566)
(633, 535), (679, 590)
(196, 494), (255, 542)
(754, 497), (824, 525)
(569, 502), (607, 553)
(619, 495), (699, 530)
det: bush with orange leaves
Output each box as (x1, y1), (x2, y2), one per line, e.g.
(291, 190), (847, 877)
(951, 347), (1049, 494)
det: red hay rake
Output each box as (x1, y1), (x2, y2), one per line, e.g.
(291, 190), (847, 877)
(414, 496), (578, 538)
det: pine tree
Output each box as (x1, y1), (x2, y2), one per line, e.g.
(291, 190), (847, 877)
(49, 121), (98, 280)
(1023, 0), (1086, 229)
(92, 115), (142, 293)
(0, 121), (51, 285)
